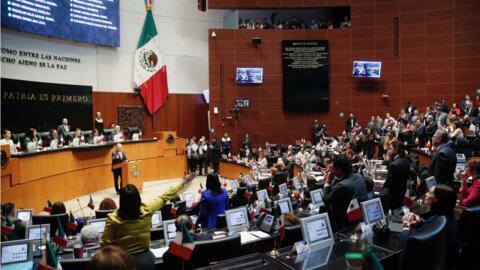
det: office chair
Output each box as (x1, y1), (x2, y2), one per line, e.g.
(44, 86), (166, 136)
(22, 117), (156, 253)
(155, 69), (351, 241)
(32, 213), (69, 237)
(95, 210), (115, 219)
(457, 206), (480, 269)
(281, 225), (303, 247)
(216, 214), (227, 229)
(187, 234), (241, 269)
(398, 216), (447, 270)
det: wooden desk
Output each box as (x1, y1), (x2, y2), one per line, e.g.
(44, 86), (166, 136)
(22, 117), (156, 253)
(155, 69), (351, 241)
(219, 160), (251, 180)
(1, 137), (187, 213)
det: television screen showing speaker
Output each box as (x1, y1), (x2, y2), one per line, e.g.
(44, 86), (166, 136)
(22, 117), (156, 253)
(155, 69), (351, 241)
(352, 61), (382, 78)
(236, 68), (263, 84)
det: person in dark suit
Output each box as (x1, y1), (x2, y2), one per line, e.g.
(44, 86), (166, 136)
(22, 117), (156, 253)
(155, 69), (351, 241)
(413, 119), (427, 147)
(429, 129), (457, 186)
(345, 113), (357, 134)
(209, 137), (221, 173)
(94, 112), (104, 135)
(425, 115), (437, 143)
(57, 118), (71, 139)
(464, 101), (479, 118)
(405, 101), (416, 115)
(44, 129), (63, 148)
(382, 141), (411, 211)
(322, 155), (368, 230)
(112, 143), (128, 194)
(312, 119), (321, 144)
(242, 133), (252, 150)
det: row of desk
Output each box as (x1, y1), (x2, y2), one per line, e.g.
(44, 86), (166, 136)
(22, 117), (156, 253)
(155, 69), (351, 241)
(1, 132), (187, 213)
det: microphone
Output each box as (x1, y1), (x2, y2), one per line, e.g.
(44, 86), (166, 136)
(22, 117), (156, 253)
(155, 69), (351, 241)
(76, 198), (87, 220)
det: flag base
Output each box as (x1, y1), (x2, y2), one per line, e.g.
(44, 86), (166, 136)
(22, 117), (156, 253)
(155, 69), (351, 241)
(269, 248), (279, 257)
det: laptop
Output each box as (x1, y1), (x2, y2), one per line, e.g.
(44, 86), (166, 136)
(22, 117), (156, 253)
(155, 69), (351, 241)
(15, 209), (33, 224)
(256, 189), (268, 202)
(425, 176), (436, 190)
(278, 183), (288, 195)
(25, 224), (50, 241)
(86, 218), (107, 235)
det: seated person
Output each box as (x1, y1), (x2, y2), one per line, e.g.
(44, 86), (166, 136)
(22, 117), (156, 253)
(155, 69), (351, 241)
(80, 225), (100, 249)
(70, 128), (85, 146)
(283, 212), (300, 227)
(460, 157), (480, 208)
(91, 129), (105, 144)
(51, 201), (66, 215)
(1, 202), (26, 241)
(99, 197), (117, 211)
(401, 184), (459, 269)
(197, 174), (229, 228)
(111, 125), (124, 142)
(0, 129), (19, 153)
(23, 128), (41, 151)
(322, 155), (368, 230)
(44, 129), (63, 148)
(88, 245), (136, 270)
(163, 215), (212, 268)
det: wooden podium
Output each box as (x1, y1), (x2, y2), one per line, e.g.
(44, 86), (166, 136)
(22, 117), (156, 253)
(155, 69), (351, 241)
(112, 161), (143, 192)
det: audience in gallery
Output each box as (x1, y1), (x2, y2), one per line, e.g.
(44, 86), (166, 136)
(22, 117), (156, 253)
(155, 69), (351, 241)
(100, 173), (195, 269)
(87, 245), (136, 270)
(460, 157), (480, 208)
(197, 173), (229, 228)
(239, 15), (351, 30)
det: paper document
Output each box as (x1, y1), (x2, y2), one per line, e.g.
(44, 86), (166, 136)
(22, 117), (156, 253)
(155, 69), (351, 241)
(150, 247), (169, 258)
(240, 231), (259, 244)
(249, 230), (270, 239)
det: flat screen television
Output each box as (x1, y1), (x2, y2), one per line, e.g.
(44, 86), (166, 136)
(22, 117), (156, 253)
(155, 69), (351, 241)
(236, 68), (263, 84)
(352, 61), (381, 78)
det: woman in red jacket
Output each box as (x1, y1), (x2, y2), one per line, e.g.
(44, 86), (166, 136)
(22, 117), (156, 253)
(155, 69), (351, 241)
(460, 157), (480, 208)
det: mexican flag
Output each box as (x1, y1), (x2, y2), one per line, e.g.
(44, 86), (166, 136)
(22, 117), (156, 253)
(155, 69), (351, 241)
(347, 198), (363, 222)
(134, 0), (169, 114)
(169, 221), (195, 261)
(38, 240), (62, 270)
(53, 217), (68, 248)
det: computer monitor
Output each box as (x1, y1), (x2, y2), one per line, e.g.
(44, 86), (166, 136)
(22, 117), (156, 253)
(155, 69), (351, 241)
(425, 176), (436, 190)
(0, 239), (33, 265)
(86, 218), (107, 235)
(259, 214), (274, 233)
(225, 207), (249, 233)
(151, 211), (162, 228)
(183, 192), (195, 208)
(300, 213), (334, 250)
(256, 189), (268, 202)
(25, 224), (50, 241)
(163, 220), (177, 246)
(456, 153), (466, 163)
(278, 183), (288, 195)
(360, 198), (385, 225)
(15, 209), (33, 223)
(310, 189), (324, 206)
(276, 198), (293, 215)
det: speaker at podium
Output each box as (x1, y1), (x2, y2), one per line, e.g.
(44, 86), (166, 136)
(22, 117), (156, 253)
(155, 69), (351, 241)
(112, 160), (143, 192)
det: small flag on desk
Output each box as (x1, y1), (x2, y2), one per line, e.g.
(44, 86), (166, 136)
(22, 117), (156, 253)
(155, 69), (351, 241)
(38, 240), (62, 270)
(249, 205), (255, 224)
(44, 200), (52, 213)
(278, 216), (286, 241)
(67, 211), (77, 232)
(87, 195), (95, 210)
(1, 217), (14, 236)
(198, 183), (204, 194)
(169, 221), (195, 261)
(53, 217), (68, 248)
(347, 198), (362, 222)
(245, 186), (253, 200)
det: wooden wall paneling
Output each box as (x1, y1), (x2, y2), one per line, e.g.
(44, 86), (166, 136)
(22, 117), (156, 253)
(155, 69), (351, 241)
(208, 0), (479, 151)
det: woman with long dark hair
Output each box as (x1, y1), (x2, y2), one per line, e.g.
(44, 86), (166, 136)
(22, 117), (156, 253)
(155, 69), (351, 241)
(197, 173), (229, 228)
(100, 173), (195, 270)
